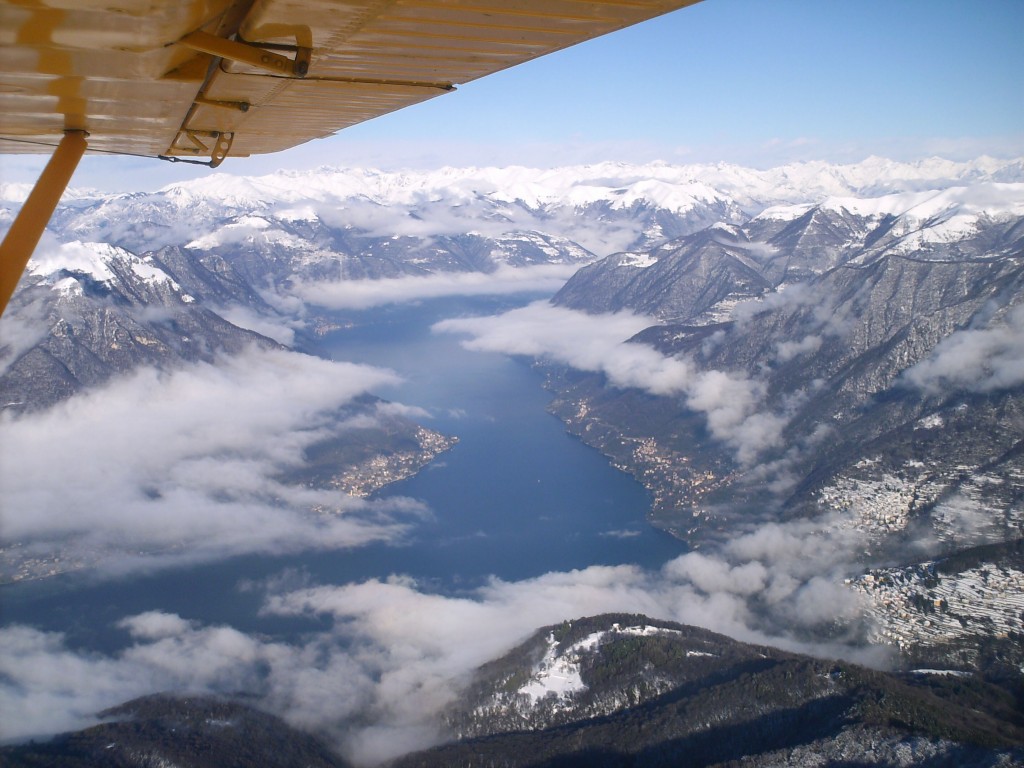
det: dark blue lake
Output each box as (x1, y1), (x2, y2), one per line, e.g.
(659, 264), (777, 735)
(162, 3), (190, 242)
(1, 294), (685, 651)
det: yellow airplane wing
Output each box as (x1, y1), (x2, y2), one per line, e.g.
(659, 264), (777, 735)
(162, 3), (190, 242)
(0, 0), (702, 313)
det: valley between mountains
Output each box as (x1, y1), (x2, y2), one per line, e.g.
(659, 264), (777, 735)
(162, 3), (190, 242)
(1, 156), (1022, 766)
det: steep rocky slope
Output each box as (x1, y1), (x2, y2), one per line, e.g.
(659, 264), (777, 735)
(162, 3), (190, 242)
(548, 184), (1024, 540)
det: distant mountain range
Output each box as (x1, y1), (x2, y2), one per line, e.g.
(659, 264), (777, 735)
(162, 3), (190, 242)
(4, 155), (1022, 261)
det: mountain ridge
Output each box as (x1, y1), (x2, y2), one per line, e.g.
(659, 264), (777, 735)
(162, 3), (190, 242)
(5, 614), (1021, 768)
(395, 613), (1024, 768)
(7, 156), (1021, 261)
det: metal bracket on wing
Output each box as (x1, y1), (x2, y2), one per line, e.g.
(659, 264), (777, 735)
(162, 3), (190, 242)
(162, 25), (309, 164)
(194, 96), (250, 112)
(179, 30), (311, 78)
(167, 129), (235, 167)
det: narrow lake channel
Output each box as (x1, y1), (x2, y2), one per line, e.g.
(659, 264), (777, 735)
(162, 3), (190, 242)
(1, 294), (685, 652)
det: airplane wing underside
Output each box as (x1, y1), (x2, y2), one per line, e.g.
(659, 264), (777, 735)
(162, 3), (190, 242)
(0, 0), (702, 315)
(0, 0), (700, 165)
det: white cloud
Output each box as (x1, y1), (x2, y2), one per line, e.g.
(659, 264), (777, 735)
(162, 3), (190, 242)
(185, 215), (272, 250)
(117, 611), (195, 640)
(435, 302), (787, 464)
(0, 510), (883, 763)
(0, 625), (165, 740)
(0, 346), (428, 572)
(212, 303), (302, 346)
(0, 296), (50, 380)
(435, 301), (660, 376)
(0, 617), (294, 741)
(293, 264), (581, 310)
(732, 282), (822, 326)
(775, 333), (823, 362)
(902, 304), (1024, 394)
(599, 528), (642, 539)
(307, 188), (643, 257)
(314, 197), (513, 241)
(711, 234), (778, 260)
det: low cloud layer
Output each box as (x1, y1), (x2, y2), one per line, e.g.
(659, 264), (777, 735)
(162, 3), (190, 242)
(435, 302), (786, 464)
(902, 303), (1024, 394)
(0, 512), (880, 764)
(0, 296), (49, 379)
(294, 264), (581, 310)
(293, 194), (645, 257)
(48, 184), (645, 261)
(213, 302), (303, 347)
(0, 346), (427, 573)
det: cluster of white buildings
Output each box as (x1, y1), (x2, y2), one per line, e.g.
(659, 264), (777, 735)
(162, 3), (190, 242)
(0, 546), (69, 582)
(818, 457), (949, 541)
(333, 427), (456, 497)
(619, 436), (721, 516)
(852, 562), (1024, 656)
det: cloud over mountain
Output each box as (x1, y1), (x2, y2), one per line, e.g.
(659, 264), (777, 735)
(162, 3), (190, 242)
(295, 264), (582, 310)
(435, 302), (786, 464)
(0, 347), (426, 572)
(902, 304), (1024, 395)
(0, 508), (878, 764)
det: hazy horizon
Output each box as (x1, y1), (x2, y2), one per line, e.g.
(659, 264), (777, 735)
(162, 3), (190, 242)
(2, 0), (1022, 192)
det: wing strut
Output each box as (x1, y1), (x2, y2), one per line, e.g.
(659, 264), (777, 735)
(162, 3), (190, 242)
(0, 130), (88, 317)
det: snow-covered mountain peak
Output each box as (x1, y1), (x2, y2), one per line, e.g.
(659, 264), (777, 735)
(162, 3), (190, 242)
(751, 182), (1024, 235)
(26, 240), (183, 296)
(0, 182), (104, 204)
(616, 251), (660, 268)
(0, 182), (35, 203)
(708, 222), (743, 236)
(143, 156), (1024, 217)
(162, 173), (300, 208)
(751, 202), (815, 223)
(28, 240), (125, 282)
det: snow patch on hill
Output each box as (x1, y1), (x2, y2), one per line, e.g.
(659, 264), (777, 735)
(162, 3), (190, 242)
(518, 624), (684, 705)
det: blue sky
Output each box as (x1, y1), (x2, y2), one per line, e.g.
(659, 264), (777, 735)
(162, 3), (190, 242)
(3, 0), (1023, 190)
